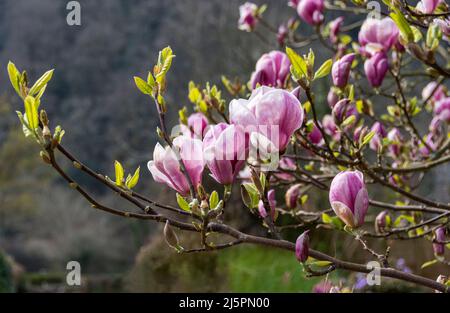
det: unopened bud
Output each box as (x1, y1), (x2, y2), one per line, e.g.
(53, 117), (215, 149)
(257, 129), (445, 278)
(156, 127), (164, 139)
(197, 185), (207, 200)
(295, 230), (310, 263)
(258, 200), (267, 218)
(40, 151), (51, 164)
(433, 227), (446, 257)
(40, 110), (49, 126)
(286, 184), (302, 209)
(164, 221), (182, 252)
(42, 125), (51, 140)
(375, 210), (390, 234)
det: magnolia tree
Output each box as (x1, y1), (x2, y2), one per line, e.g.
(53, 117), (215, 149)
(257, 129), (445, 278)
(7, 0), (450, 293)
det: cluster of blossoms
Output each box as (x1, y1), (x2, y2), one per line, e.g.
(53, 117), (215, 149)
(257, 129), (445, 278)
(147, 1), (450, 281)
(148, 85), (304, 195)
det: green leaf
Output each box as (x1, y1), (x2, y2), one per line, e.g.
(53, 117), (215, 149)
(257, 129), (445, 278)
(259, 172), (267, 191)
(242, 183), (259, 209)
(178, 107), (188, 125)
(7, 61), (21, 96)
(394, 214), (415, 226)
(147, 72), (156, 88)
(300, 194), (308, 204)
(307, 49), (315, 69)
(257, 4), (267, 15)
(176, 193), (190, 212)
(188, 84), (202, 104)
(426, 23), (442, 50)
(308, 260), (333, 267)
(410, 26), (422, 43)
(421, 259), (438, 269)
(348, 85), (355, 101)
(156, 46), (175, 81)
(286, 47), (307, 79)
(134, 76), (153, 95)
(322, 212), (333, 224)
(209, 190), (219, 210)
(16, 111), (32, 137)
(341, 115), (356, 127)
(24, 96), (38, 130)
(126, 166), (140, 189)
(29, 69), (54, 97)
(114, 160), (124, 186)
(361, 131), (375, 147)
(339, 34), (352, 45)
(53, 125), (65, 144)
(390, 9), (414, 43)
(313, 59), (332, 80)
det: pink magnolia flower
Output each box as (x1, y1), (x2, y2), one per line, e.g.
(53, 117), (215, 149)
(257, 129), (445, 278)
(229, 86), (304, 152)
(186, 112), (209, 139)
(332, 53), (355, 88)
(295, 230), (310, 262)
(148, 136), (204, 196)
(434, 97), (450, 122)
(297, 0), (324, 25)
(250, 51), (291, 89)
(416, 0), (443, 14)
(203, 123), (247, 185)
(422, 82), (446, 103)
(364, 52), (389, 87)
(358, 17), (399, 53)
(238, 2), (258, 32)
(329, 17), (344, 44)
(369, 121), (387, 151)
(329, 170), (369, 228)
(387, 128), (403, 157)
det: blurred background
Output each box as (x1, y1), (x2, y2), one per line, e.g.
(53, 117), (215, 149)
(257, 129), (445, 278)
(0, 0), (447, 292)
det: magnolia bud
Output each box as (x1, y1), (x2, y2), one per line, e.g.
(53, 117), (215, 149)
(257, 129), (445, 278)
(258, 200), (268, 218)
(285, 184), (302, 209)
(375, 210), (390, 234)
(329, 170), (369, 228)
(433, 226), (446, 257)
(295, 230), (310, 263)
(40, 110), (49, 126)
(40, 151), (51, 164)
(164, 221), (182, 252)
